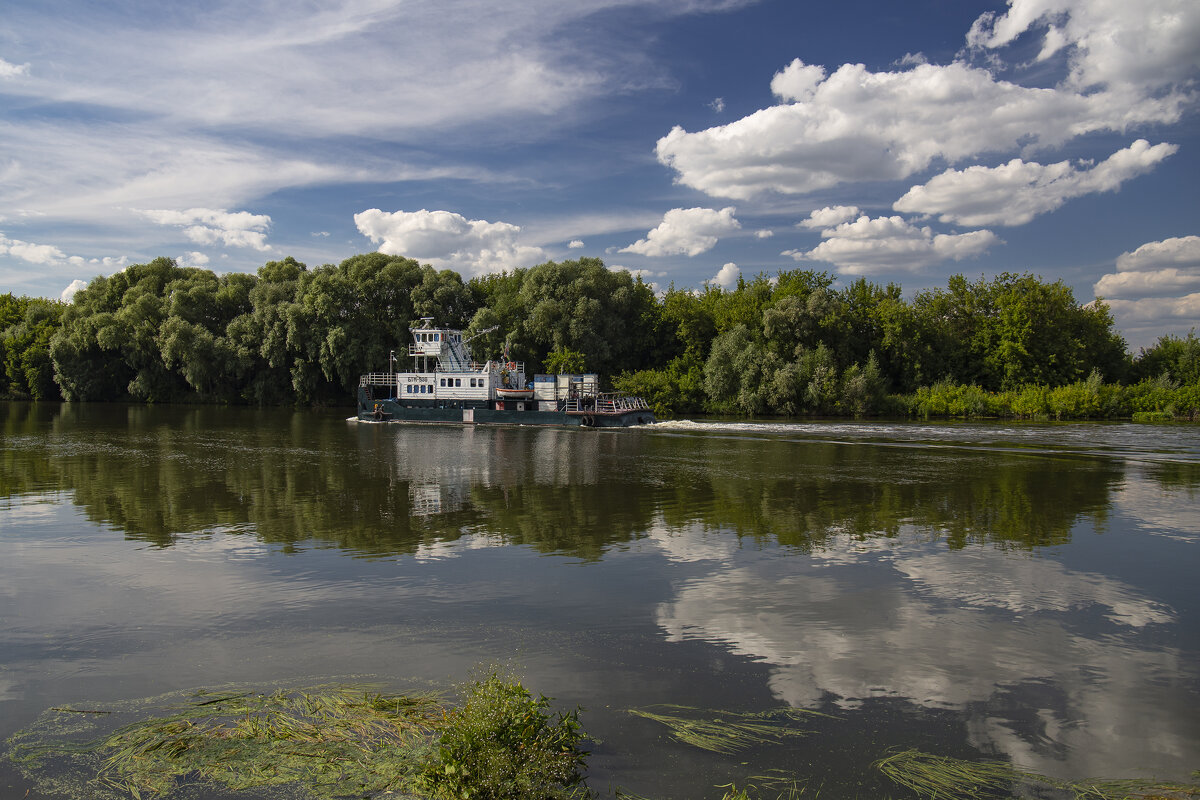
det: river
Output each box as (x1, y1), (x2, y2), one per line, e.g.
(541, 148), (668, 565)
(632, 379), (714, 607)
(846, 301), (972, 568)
(1, 402), (1198, 798)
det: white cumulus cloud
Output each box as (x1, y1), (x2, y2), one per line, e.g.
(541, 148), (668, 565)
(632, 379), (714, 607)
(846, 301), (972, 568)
(1104, 294), (1200, 341)
(65, 255), (128, 271)
(798, 215), (999, 275)
(1092, 236), (1200, 349)
(655, 57), (1183, 200)
(966, 0), (1200, 93)
(1095, 236), (1200, 299)
(60, 279), (87, 302)
(894, 140), (1177, 226)
(711, 262), (740, 289)
(0, 233), (67, 265)
(568, 239), (585, 249)
(620, 207), (740, 257)
(139, 208), (272, 251)
(177, 251), (211, 268)
(799, 205), (861, 230)
(354, 208), (547, 277)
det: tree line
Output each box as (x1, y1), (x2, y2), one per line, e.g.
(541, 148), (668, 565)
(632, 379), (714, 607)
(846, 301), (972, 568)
(1, 252), (1197, 417)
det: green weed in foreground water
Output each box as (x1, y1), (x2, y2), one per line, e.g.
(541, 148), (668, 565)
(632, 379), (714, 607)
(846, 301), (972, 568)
(873, 749), (1200, 800)
(5, 671), (590, 800)
(626, 704), (834, 754)
(8, 686), (1199, 800)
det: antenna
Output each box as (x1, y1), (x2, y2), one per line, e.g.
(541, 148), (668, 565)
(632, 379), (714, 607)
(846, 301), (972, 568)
(463, 325), (498, 344)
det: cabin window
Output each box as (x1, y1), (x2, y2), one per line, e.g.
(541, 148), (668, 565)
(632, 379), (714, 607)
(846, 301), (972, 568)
(434, 333), (440, 341)
(440, 378), (446, 387)
(455, 379), (462, 387)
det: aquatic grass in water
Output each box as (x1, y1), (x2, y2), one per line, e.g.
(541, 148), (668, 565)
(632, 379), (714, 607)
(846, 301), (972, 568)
(94, 686), (444, 797)
(5, 673), (590, 800)
(626, 704), (834, 754)
(873, 750), (1200, 800)
(874, 749), (1046, 799)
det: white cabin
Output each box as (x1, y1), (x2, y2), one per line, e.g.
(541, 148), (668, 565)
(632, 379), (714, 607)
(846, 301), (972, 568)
(359, 319), (603, 410)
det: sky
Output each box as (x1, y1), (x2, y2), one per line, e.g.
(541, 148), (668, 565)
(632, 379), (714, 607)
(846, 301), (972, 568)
(1, 0), (1198, 351)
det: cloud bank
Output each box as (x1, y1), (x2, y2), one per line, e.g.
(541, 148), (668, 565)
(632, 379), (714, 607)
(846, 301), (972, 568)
(1094, 236), (1200, 346)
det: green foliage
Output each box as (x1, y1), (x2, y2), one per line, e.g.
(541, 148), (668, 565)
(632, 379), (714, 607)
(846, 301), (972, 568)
(838, 352), (887, 416)
(909, 380), (1007, 419)
(912, 273), (1128, 391)
(7, 672), (591, 800)
(418, 672), (590, 800)
(1, 295), (64, 399)
(466, 257), (659, 379)
(3, 251), (1188, 418)
(614, 354), (706, 417)
(1133, 329), (1200, 384)
(544, 346), (586, 375)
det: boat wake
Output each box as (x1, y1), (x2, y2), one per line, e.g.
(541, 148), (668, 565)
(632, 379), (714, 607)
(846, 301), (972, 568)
(646, 418), (1200, 464)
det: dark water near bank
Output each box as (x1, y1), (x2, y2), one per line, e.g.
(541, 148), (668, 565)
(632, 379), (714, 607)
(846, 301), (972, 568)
(1, 402), (1198, 798)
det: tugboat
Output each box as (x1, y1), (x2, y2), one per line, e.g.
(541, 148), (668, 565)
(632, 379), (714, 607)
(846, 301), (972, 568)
(357, 320), (656, 427)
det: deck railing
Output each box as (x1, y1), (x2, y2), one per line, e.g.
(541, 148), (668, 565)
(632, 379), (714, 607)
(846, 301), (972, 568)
(596, 394), (650, 413)
(564, 393), (650, 414)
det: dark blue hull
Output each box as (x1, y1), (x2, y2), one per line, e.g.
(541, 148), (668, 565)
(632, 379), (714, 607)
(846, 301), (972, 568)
(356, 389), (655, 427)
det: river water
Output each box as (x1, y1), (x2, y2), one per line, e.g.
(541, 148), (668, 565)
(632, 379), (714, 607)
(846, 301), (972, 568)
(1, 402), (1198, 798)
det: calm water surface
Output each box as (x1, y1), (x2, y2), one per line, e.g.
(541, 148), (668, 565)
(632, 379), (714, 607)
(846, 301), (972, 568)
(2, 402), (1198, 798)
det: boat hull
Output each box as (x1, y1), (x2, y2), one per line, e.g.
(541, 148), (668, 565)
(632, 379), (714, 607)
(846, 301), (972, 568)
(357, 391), (655, 427)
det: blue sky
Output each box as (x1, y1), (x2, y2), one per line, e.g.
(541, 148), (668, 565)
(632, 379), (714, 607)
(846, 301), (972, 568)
(1, 0), (1197, 350)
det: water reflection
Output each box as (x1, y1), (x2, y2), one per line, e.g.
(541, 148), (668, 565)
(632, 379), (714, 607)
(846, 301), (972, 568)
(2, 402), (1181, 557)
(653, 525), (1191, 779)
(3, 402), (1200, 796)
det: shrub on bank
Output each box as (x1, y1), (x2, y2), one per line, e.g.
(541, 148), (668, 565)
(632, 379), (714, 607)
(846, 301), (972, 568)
(418, 673), (589, 800)
(908, 380), (1009, 419)
(902, 373), (1198, 420)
